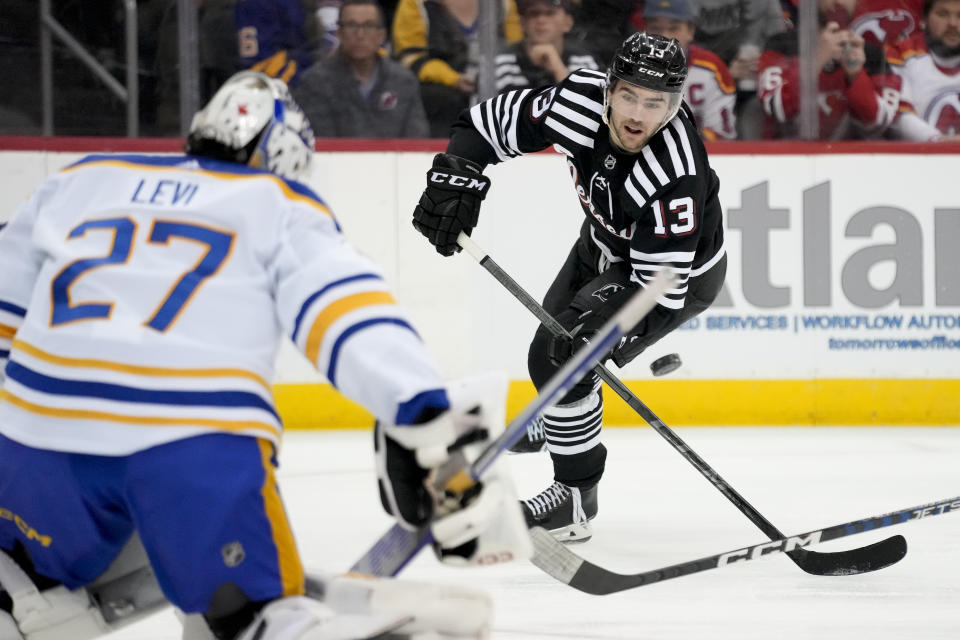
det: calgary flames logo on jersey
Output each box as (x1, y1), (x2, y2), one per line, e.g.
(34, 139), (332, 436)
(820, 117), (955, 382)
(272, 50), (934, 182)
(928, 91), (960, 135)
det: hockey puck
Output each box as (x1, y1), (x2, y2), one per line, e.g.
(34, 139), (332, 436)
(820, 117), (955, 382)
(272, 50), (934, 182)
(650, 353), (681, 377)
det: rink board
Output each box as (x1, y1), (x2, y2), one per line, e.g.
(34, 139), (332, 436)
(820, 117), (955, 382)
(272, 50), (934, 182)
(0, 138), (958, 426)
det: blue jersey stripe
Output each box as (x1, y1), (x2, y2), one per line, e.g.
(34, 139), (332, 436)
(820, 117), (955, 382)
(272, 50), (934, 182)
(291, 273), (383, 342)
(326, 318), (417, 385)
(0, 300), (27, 317)
(0, 350), (9, 360)
(6, 361), (280, 421)
(65, 154), (330, 210)
(394, 388), (450, 425)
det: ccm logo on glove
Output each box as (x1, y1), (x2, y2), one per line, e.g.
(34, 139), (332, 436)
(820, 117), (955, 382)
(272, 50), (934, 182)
(428, 171), (490, 195)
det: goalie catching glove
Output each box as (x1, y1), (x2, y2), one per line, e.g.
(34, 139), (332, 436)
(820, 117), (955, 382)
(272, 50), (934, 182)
(375, 374), (531, 567)
(412, 153), (490, 257)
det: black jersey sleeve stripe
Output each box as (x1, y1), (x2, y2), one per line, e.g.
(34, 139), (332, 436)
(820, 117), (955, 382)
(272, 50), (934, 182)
(557, 87), (604, 115)
(568, 68), (606, 82)
(661, 128), (688, 180)
(624, 174), (648, 209)
(468, 101), (505, 160)
(551, 101), (601, 133)
(495, 93), (513, 151)
(468, 89), (532, 161)
(503, 89), (532, 155)
(544, 116), (595, 148)
(691, 243), (726, 277)
(640, 146), (671, 187)
(631, 161), (658, 197)
(669, 118), (697, 176)
(629, 248), (697, 309)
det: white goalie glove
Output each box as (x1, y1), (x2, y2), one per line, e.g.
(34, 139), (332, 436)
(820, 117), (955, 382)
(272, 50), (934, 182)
(375, 373), (532, 567)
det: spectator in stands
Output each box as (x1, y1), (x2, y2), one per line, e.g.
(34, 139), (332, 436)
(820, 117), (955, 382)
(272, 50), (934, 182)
(236, 0), (321, 85)
(567, 0), (638, 64)
(494, 0), (600, 94)
(888, 0), (960, 140)
(850, 0), (924, 47)
(153, 0), (238, 135)
(316, 0), (345, 56)
(692, 0), (786, 92)
(643, 0), (738, 139)
(392, 0), (522, 137)
(294, 0), (430, 137)
(757, 0), (901, 139)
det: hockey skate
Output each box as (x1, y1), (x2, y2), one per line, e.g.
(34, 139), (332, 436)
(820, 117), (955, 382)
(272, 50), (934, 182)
(508, 416), (546, 453)
(520, 481), (597, 543)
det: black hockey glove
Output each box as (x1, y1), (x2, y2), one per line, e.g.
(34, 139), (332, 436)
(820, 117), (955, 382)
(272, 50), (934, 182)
(546, 308), (606, 368)
(548, 282), (647, 369)
(412, 153), (491, 257)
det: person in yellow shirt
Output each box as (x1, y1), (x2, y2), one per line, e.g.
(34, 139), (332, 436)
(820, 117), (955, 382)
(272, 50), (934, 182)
(392, 0), (523, 136)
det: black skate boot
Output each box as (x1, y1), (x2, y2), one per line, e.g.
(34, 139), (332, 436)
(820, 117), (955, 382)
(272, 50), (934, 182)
(508, 416), (546, 453)
(520, 481), (598, 543)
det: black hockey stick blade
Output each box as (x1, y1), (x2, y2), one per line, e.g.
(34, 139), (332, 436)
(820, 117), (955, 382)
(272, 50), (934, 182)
(531, 495), (959, 595)
(785, 536), (907, 576)
(456, 232), (906, 578)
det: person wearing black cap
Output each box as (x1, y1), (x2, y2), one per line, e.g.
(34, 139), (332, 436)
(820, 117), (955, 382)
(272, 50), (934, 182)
(494, 0), (601, 94)
(409, 32), (726, 542)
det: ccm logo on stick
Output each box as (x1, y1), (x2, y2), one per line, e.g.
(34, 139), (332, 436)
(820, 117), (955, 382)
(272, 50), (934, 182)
(717, 531), (823, 566)
(429, 171), (490, 194)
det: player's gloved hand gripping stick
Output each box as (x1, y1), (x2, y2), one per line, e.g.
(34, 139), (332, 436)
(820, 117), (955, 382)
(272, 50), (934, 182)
(351, 270), (675, 577)
(455, 232), (909, 578)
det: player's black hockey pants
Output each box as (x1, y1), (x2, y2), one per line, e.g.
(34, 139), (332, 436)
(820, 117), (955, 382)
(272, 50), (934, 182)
(527, 222), (726, 487)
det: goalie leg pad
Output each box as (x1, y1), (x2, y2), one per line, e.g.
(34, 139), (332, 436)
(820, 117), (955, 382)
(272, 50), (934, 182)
(0, 537), (167, 640)
(235, 596), (408, 640)
(0, 610), (22, 640)
(315, 573), (492, 639)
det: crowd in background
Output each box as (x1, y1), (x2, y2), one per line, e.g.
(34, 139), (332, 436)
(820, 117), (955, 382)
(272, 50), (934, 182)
(0, 0), (957, 142)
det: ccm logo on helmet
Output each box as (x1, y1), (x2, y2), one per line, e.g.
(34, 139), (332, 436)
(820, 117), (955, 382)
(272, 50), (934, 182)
(637, 67), (665, 78)
(429, 171), (490, 194)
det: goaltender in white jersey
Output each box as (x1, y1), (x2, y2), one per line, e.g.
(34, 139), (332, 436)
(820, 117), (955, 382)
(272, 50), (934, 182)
(0, 71), (528, 640)
(0, 153), (438, 455)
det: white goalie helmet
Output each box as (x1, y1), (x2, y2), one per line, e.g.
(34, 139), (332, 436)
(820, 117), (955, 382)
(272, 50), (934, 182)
(187, 71), (315, 182)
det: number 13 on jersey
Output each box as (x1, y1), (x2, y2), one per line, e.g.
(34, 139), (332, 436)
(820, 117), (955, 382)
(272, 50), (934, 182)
(651, 196), (695, 237)
(50, 216), (235, 331)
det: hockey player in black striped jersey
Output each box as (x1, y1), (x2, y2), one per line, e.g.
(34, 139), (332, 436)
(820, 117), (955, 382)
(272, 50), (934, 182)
(412, 32), (727, 543)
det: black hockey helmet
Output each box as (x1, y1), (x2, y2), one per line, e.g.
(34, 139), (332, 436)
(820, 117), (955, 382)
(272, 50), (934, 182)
(609, 32), (687, 93)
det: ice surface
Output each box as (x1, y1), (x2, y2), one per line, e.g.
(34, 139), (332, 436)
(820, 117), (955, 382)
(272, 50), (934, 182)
(105, 426), (960, 640)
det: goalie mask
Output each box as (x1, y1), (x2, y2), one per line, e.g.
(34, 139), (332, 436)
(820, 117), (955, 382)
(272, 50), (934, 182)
(603, 32), (687, 152)
(186, 71), (315, 182)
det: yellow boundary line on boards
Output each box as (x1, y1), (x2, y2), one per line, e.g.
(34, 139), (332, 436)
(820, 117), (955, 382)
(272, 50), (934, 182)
(274, 379), (960, 430)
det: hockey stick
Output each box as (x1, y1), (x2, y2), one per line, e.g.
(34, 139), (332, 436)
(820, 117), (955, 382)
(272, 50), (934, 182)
(349, 271), (674, 577)
(456, 232), (907, 577)
(531, 494), (960, 595)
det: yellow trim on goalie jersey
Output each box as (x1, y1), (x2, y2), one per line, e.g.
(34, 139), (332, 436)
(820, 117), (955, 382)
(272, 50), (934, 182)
(0, 389), (282, 439)
(0, 324), (16, 340)
(257, 439), (306, 596)
(304, 291), (398, 362)
(59, 159), (331, 217)
(272, 378), (960, 429)
(12, 339), (272, 391)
